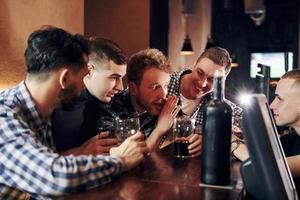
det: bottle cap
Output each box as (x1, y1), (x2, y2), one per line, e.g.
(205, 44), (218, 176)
(213, 69), (225, 78)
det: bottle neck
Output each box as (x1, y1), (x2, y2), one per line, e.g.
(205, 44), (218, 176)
(213, 76), (225, 100)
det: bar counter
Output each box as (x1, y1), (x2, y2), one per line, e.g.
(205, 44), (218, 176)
(66, 145), (243, 200)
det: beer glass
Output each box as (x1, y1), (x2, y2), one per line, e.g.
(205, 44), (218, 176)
(115, 117), (140, 142)
(173, 116), (195, 158)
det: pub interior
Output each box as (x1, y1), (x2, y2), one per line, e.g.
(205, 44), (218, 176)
(0, 0), (299, 199)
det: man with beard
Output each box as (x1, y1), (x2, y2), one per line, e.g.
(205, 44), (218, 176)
(103, 48), (201, 155)
(0, 27), (148, 199)
(51, 38), (127, 155)
(167, 47), (242, 128)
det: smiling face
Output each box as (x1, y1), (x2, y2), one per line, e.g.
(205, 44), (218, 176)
(84, 60), (126, 103)
(131, 67), (170, 116)
(270, 78), (300, 129)
(188, 57), (225, 99)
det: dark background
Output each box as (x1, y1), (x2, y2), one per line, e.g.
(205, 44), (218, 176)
(150, 0), (299, 103)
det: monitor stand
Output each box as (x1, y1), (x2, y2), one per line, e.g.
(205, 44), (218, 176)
(241, 159), (265, 200)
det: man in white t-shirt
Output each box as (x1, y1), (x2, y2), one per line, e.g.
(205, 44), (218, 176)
(167, 46), (242, 126)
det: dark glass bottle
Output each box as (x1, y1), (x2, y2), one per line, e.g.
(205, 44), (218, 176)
(201, 69), (232, 185)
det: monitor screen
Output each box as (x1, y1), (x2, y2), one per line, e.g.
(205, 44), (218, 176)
(241, 94), (297, 200)
(250, 52), (293, 78)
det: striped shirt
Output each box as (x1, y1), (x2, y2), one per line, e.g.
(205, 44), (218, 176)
(0, 82), (123, 199)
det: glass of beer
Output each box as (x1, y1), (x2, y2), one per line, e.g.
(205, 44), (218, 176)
(173, 116), (195, 158)
(96, 116), (115, 137)
(115, 117), (140, 142)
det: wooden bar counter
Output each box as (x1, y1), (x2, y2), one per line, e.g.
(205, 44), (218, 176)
(66, 145), (243, 200)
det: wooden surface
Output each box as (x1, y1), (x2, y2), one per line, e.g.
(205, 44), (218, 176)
(66, 145), (243, 200)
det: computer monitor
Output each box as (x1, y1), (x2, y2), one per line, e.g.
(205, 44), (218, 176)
(240, 94), (298, 200)
(250, 52), (293, 78)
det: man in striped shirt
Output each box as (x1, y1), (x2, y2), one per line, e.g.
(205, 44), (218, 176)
(0, 26), (148, 199)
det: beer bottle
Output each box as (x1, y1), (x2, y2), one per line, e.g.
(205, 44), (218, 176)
(201, 69), (232, 185)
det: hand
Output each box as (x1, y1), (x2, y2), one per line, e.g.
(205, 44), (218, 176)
(63, 132), (119, 156)
(231, 134), (249, 161)
(155, 96), (180, 136)
(110, 132), (148, 171)
(232, 125), (243, 139)
(188, 134), (202, 157)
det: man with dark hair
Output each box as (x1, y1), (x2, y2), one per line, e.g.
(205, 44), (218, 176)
(0, 27), (147, 199)
(168, 46), (242, 127)
(102, 48), (201, 155)
(52, 38), (127, 155)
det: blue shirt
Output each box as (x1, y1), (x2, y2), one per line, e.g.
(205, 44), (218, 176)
(0, 82), (123, 199)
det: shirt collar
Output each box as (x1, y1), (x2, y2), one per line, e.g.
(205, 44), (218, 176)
(15, 81), (49, 130)
(118, 90), (139, 118)
(60, 89), (107, 111)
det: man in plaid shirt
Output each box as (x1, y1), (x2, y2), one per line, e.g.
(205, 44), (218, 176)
(0, 26), (147, 199)
(167, 47), (243, 128)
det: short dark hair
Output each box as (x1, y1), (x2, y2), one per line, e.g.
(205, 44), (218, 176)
(196, 47), (232, 74)
(281, 69), (300, 88)
(25, 27), (90, 74)
(88, 38), (127, 68)
(127, 48), (171, 85)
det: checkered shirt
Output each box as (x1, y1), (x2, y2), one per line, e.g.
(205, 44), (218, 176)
(104, 90), (157, 138)
(0, 82), (123, 199)
(167, 69), (243, 126)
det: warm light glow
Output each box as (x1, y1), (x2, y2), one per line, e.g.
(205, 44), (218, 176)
(0, 85), (9, 92)
(239, 93), (253, 106)
(180, 51), (194, 56)
(231, 62), (239, 67)
(181, 36), (194, 56)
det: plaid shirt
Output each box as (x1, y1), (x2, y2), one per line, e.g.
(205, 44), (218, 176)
(0, 82), (123, 199)
(167, 69), (243, 127)
(97, 90), (157, 139)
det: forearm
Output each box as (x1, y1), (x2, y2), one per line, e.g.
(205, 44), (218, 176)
(232, 143), (249, 161)
(231, 134), (249, 161)
(146, 128), (165, 152)
(287, 155), (300, 177)
(62, 146), (81, 156)
(1, 141), (123, 198)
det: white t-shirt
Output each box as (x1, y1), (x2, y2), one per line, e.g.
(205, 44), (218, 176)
(180, 94), (201, 116)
